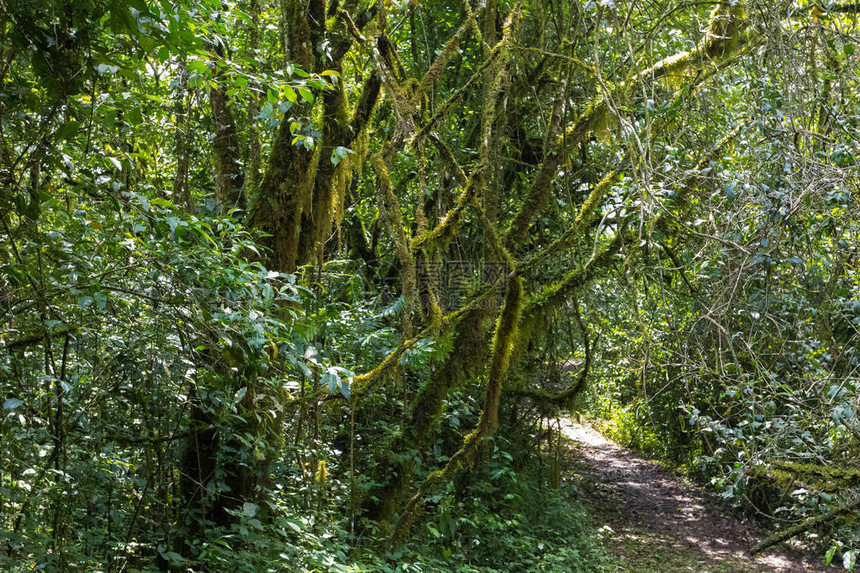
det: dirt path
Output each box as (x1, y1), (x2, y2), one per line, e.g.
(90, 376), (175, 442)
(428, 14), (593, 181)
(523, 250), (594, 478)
(560, 420), (833, 572)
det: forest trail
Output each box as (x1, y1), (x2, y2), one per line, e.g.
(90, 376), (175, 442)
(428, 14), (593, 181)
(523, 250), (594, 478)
(561, 420), (833, 573)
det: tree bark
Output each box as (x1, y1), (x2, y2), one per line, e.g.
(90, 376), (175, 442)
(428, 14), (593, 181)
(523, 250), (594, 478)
(210, 42), (245, 213)
(171, 58), (191, 211)
(247, 0), (317, 272)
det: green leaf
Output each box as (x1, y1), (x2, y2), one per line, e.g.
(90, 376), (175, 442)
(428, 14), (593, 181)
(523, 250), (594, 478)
(845, 549), (857, 570)
(150, 197), (177, 209)
(57, 121), (81, 140)
(827, 545), (837, 566)
(163, 551), (185, 564)
(845, 43), (855, 57)
(243, 502), (259, 517)
(331, 145), (354, 166)
(284, 520), (301, 534)
(298, 87), (313, 103)
(127, 106), (142, 126)
(725, 182), (736, 201)
(322, 368), (339, 393)
(187, 59), (209, 77)
(93, 291), (107, 311)
(233, 387), (247, 403)
(96, 63), (119, 75)
(3, 398), (24, 410)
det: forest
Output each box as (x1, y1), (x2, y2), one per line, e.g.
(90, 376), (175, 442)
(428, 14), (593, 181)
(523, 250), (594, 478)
(1, 0), (859, 570)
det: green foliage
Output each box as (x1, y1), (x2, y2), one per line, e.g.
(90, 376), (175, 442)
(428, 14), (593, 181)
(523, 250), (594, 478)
(1, 189), (306, 568)
(579, 18), (860, 561)
(392, 404), (608, 573)
(5, 0), (860, 569)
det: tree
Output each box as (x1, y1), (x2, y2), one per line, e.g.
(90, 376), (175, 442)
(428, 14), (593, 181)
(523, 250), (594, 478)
(3, 0), (859, 569)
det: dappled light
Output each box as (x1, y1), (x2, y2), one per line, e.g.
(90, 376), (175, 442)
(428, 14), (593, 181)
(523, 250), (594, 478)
(563, 421), (828, 572)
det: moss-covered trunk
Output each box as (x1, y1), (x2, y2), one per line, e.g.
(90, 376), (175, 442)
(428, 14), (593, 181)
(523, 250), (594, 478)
(247, 0), (317, 273)
(364, 306), (494, 524)
(210, 42), (245, 213)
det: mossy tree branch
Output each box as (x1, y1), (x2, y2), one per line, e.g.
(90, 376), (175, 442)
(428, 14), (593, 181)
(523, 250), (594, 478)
(752, 497), (860, 554)
(373, 154), (417, 338)
(504, 78), (568, 249)
(556, 4), (753, 152)
(411, 8), (481, 108)
(506, 296), (594, 407)
(390, 275), (522, 543)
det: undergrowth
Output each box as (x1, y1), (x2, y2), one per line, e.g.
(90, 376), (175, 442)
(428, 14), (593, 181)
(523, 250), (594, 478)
(393, 434), (608, 572)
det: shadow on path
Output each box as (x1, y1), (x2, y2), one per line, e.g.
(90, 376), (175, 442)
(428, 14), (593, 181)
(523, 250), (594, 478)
(561, 420), (833, 573)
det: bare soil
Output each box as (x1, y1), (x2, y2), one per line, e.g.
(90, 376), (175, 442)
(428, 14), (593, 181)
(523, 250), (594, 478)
(560, 420), (836, 572)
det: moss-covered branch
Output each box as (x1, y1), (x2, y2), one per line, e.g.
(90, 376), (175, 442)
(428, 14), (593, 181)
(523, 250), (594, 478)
(522, 229), (626, 320)
(410, 168), (481, 253)
(557, 4), (753, 151)
(340, 8), (415, 142)
(504, 79), (567, 249)
(411, 8), (480, 107)
(427, 132), (468, 186)
(410, 7), (521, 253)
(519, 170), (618, 276)
(350, 71), (382, 138)
(751, 461), (860, 494)
(373, 155), (417, 338)
(349, 289), (496, 399)
(477, 4), (521, 222)
(390, 275), (522, 543)
(506, 296), (593, 407)
(752, 497), (860, 554)
(410, 5), (521, 147)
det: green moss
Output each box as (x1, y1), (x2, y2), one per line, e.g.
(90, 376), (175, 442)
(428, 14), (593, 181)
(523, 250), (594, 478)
(413, 18), (470, 105)
(481, 276), (523, 432)
(752, 460), (860, 493)
(411, 6), (521, 146)
(411, 171), (480, 253)
(504, 152), (562, 248)
(373, 154), (417, 337)
(520, 171), (618, 274)
(562, 97), (610, 147)
(389, 277), (523, 543)
(352, 301), (478, 399)
(523, 230), (625, 319)
(557, 2), (752, 156)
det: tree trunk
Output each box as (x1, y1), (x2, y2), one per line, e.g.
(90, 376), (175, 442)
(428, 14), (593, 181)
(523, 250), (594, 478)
(247, 0), (317, 272)
(210, 42), (245, 213)
(171, 58), (192, 212)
